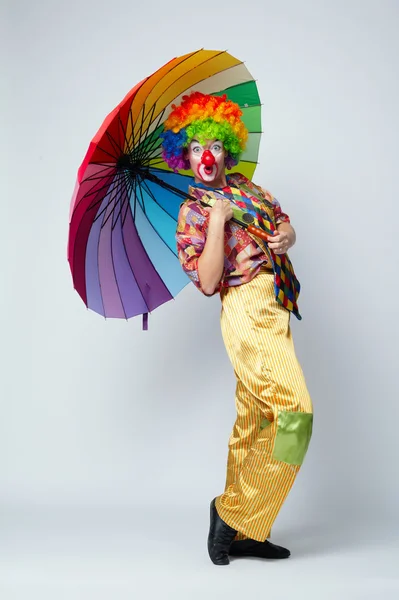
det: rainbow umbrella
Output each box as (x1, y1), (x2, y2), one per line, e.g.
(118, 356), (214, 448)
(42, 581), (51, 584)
(68, 49), (261, 328)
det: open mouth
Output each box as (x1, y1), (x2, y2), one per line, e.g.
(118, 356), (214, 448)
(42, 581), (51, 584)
(204, 165), (214, 175)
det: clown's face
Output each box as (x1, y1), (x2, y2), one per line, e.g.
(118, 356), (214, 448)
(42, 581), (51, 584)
(186, 138), (227, 187)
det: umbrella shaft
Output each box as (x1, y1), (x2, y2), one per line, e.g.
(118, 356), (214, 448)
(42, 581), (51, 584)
(145, 170), (267, 240)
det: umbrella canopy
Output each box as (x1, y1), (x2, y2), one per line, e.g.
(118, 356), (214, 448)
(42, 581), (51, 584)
(68, 49), (261, 326)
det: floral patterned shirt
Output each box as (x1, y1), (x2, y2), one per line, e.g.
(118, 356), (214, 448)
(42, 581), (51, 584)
(175, 172), (291, 296)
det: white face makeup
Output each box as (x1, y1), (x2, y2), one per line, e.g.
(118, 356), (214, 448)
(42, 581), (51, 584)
(186, 138), (227, 186)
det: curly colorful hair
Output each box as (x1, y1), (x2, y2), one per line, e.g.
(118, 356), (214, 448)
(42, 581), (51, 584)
(160, 91), (248, 172)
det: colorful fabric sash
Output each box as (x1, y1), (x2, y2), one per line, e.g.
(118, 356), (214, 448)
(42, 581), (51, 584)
(189, 178), (302, 320)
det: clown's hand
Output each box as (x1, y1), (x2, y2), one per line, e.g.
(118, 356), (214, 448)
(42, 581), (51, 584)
(203, 198), (233, 224)
(266, 230), (293, 255)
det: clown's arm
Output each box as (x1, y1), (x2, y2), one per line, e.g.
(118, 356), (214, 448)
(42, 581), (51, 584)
(197, 201), (232, 295)
(176, 200), (230, 297)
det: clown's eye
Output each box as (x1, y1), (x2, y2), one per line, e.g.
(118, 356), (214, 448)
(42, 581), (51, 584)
(192, 146), (202, 153)
(212, 144), (222, 151)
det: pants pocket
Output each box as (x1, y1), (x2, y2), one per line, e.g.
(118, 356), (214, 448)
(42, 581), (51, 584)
(272, 410), (313, 465)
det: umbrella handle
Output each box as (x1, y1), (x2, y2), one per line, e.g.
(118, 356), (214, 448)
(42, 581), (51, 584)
(247, 224), (271, 241)
(145, 174), (272, 243)
(144, 174), (272, 242)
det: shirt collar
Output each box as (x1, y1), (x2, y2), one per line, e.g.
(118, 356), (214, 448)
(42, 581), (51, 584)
(191, 174), (233, 191)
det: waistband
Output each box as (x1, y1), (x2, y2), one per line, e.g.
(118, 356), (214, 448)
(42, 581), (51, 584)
(259, 263), (274, 273)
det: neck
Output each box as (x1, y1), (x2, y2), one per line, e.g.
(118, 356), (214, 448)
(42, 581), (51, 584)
(194, 172), (227, 189)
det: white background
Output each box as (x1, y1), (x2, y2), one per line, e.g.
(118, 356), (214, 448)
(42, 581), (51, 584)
(2, 0), (399, 598)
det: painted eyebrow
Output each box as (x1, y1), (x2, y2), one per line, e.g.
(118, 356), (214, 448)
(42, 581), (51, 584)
(190, 139), (222, 145)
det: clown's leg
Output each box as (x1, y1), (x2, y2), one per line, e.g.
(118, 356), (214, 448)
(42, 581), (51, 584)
(216, 271), (313, 542)
(222, 379), (274, 541)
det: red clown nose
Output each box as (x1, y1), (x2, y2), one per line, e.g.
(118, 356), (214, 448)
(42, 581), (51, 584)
(201, 150), (215, 166)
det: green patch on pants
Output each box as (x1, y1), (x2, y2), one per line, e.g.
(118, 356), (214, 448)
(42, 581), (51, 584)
(272, 410), (313, 465)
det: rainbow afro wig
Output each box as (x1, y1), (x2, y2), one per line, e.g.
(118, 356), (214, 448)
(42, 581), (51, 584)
(160, 91), (248, 172)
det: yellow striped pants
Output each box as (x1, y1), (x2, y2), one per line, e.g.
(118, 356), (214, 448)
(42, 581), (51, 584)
(215, 267), (313, 542)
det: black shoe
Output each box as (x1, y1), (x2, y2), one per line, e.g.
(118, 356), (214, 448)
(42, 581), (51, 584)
(207, 498), (238, 565)
(229, 538), (291, 559)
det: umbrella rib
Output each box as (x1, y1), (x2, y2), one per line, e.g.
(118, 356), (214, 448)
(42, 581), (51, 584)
(80, 173), (120, 211)
(104, 129), (125, 159)
(135, 102), (152, 163)
(87, 144), (119, 163)
(117, 112), (134, 157)
(111, 173), (135, 231)
(148, 167), (195, 188)
(93, 119), (141, 162)
(139, 176), (179, 223)
(135, 177), (178, 258)
(121, 177), (134, 228)
(136, 110), (166, 164)
(147, 170), (195, 199)
(233, 159), (260, 165)
(119, 208), (151, 315)
(127, 98), (145, 154)
(94, 192), (106, 318)
(138, 104), (163, 154)
(71, 172), (117, 219)
(95, 128), (128, 161)
(146, 158), (168, 168)
(137, 111), (162, 165)
(81, 164), (116, 181)
(136, 174), (146, 216)
(127, 106), (138, 156)
(146, 145), (163, 160)
(72, 169), (118, 213)
(111, 177), (129, 230)
(132, 177), (139, 221)
(218, 79), (260, 99)
(109, 199), (128, 320)
(101, 173), (131, 226)
(93, 172), (127, 223)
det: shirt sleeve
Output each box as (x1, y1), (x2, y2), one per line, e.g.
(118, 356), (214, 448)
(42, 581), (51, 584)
(260, 187), (291, 225)
(175, 200), (223, 297)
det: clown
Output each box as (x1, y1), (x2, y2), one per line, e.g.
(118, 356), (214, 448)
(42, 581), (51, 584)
(161, 91), (314, 566)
